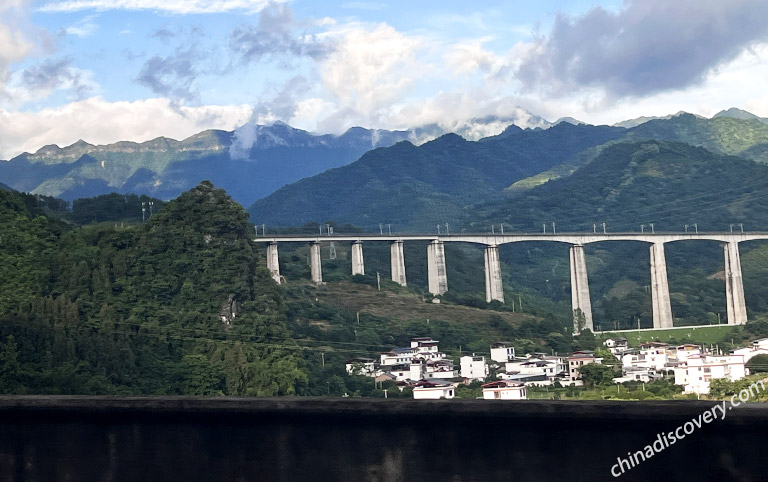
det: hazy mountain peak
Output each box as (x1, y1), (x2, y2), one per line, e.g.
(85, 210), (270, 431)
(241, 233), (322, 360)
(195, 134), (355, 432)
(554, 117), (587, 126)
(712, 107), (768, 124)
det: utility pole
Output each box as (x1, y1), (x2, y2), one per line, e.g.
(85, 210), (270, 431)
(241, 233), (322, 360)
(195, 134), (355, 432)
(445, 223), (449, 235)
(649, 223), (654, 234)
(593, 223), (597, 234)
(500, 223), (504, 234)
(321, 352), (325, 368)
(552, 222), (556, 234)
(685, 224), (689, 234)
(379, 223), (383, 235)
(387, 224), (392, 235)
(739, 223), (744, 233)
(730, 224), (734, 233)
(377, 271), (381, 291)
(543, 223), (546, 233)
(491, 225), (495, 234)
(602, 222), (607, 234)
(693, 223), (698, 234)
(436, 224), (441, 234)
(262, 224), (266, 236)
(640, 224), (645, 233)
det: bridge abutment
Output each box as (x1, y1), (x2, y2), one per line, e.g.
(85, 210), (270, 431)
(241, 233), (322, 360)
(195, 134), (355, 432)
(569, 245), (593, 333)
(427, 240), (448, 296)
(650, 242), (674, 329)
(390, 240), (407, 286)
(724, 241), (748, 325)
(483, 245), (504, 303)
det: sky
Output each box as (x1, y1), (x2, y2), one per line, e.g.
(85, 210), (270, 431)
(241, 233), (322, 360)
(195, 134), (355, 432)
(2, 0), (768, 158)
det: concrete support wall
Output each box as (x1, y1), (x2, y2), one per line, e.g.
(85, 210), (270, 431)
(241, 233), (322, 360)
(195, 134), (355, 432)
(351, 241), (365, 276)
(569, 245), (593, 333)
(390, 241), (407, 286)
(427, 240), (448, 295)
(650, 242), (674, 329)
(483, 245), (504, 303)
(266, 242), (281, 284)
(309, 242), (323, 284)
(724, 241), (748, 325)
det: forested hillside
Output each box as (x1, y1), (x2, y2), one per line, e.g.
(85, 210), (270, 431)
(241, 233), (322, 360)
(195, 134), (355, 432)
(0, 183), (305, 395)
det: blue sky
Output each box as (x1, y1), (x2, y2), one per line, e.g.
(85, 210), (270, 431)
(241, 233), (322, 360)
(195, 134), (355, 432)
(2, 0), (768, 158)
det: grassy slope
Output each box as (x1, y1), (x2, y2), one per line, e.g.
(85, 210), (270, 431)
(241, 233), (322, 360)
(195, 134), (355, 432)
(306, 281), (533, 325)
(597, 325), (738, 346)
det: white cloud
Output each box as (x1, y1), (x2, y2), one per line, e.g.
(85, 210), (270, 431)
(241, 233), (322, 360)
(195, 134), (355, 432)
(38, 0), (286, 14)
(0, 96), (253, 159)
(0, 1), (35, 91)
(3, 58), (98, 107)
(315, 23), (426, 130)
(64, 14), (99, 37)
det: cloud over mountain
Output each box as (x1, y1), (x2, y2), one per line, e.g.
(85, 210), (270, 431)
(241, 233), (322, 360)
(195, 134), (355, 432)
(516, 0), (768, 98)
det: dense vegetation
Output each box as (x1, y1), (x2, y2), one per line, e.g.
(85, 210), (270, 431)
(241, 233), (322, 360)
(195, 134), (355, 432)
(0, 183), (305, 395)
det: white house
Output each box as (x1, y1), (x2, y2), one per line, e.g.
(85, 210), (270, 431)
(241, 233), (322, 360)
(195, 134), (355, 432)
(425, 359), (457, 379)
(674, 354), (747, 395)
(613, 366), (656, 384)
(490, 342), (516, 363)
(620, 343), (670, 371)
(671, 344), (701, 364)
(505, 357), (565, 381)
(412, 381), (455, 399)
(380, 347), (418, 366)
(731, 338), (768, 363)
(604, 338), (628, 356)
(345, 358), (378, 376)
(460, 355), (489, 381)
(482, 380), (527, 400)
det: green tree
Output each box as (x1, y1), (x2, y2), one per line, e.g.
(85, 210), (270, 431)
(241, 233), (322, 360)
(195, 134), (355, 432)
(578, 363), (615, 388)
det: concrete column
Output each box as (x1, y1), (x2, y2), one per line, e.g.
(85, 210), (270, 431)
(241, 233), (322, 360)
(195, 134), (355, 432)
(650, 242), (674, 329)
(484, 245), (504, 303)
(427, 240), (448, 295)
(724, 241), (748, 325)
(390, 240), (407, 286)
(569, 245), (593, 333)
(309, 242), (323, 284)
(266, 242), (281, 284)
(351, 241), (365, 276)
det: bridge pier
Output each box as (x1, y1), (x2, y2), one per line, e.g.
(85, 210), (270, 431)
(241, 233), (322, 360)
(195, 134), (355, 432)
(390, 241), (407, 286)
(351, 241), (365, 276)
(427, 240), (448, 296)
(309, 242), (323, 284)
(650, 242), (674, 329)
(484, 245), (504, 303)
(266, 242), (281, 284)
(724, 241), (748, 325)
(569, 245), (593, 333)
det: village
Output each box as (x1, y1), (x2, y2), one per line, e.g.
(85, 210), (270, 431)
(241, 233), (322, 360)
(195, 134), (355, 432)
(345, 335), (768, 400)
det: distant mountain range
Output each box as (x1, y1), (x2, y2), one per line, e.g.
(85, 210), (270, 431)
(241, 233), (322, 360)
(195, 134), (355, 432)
(248, 111), (768, 231)
(2, 107), (768, 207)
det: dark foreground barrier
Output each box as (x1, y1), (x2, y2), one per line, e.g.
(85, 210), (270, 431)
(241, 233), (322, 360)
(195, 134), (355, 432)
(0, 397), (766, 482)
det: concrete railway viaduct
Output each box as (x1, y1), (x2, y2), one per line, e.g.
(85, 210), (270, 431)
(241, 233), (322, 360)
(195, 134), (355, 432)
(257, 232), (768, 332)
